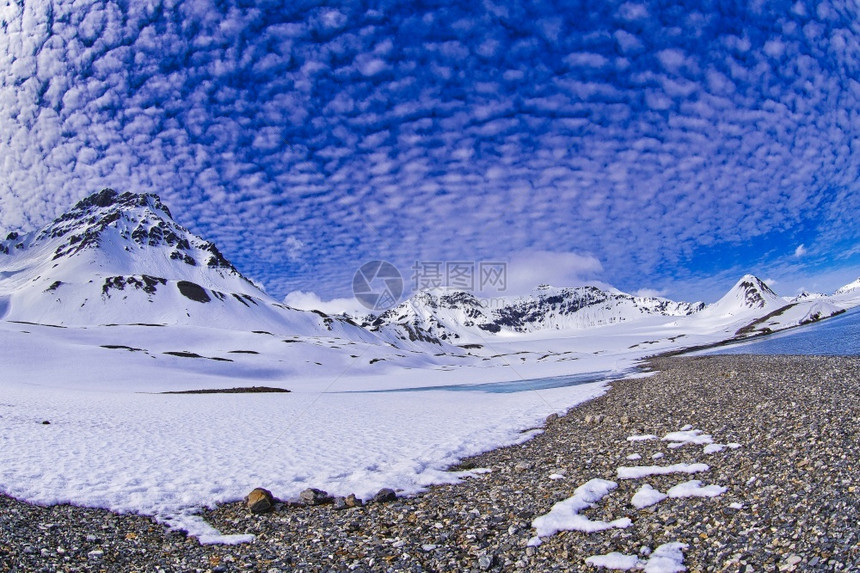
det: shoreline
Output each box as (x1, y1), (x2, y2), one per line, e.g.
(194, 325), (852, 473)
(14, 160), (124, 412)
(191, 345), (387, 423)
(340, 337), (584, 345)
(2, 354), (859, 571)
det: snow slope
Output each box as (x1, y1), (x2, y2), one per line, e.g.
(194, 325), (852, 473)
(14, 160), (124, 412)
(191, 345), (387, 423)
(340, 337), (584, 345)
(0, 318), (610, 543)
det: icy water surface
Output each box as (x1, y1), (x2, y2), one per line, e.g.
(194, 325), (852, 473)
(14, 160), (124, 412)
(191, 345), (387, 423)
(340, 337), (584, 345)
(358, 368), (635, 394)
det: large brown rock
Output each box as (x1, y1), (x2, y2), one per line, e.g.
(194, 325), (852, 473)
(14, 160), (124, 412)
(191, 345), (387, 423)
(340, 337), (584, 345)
(244, 487), (274, 514)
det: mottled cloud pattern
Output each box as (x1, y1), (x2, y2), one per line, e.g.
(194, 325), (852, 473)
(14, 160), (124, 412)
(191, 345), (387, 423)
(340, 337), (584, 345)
(0, 1), (858, 301)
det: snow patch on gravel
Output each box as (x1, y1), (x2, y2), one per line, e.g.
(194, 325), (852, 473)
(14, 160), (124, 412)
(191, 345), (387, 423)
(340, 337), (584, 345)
(586, 542), (688, 572)
(617, 463), (710, 480)
(627, 434), (658, 442)
(662, 428), (713, 448)
(631, 484), (668, 509)
(667, 480), (727, 499)
(528, 479), (631, 546)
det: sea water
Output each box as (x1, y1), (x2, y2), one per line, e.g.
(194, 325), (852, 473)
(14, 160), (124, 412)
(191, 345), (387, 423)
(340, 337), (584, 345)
(700, 305), (860, 356)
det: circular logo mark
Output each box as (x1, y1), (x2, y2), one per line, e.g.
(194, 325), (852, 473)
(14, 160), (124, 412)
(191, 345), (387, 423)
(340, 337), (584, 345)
(353, 260), (403, 311)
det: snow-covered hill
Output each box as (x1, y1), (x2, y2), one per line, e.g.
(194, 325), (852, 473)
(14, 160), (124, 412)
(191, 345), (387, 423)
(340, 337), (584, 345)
(0, 189), (367, 338)
(2, 190), (856, 354)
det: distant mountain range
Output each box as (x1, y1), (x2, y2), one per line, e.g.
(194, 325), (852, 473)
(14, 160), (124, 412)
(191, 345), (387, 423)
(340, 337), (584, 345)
(357, 272), (855, 345)
(1, 189), (858, 351)
(358, 286), (705, 343)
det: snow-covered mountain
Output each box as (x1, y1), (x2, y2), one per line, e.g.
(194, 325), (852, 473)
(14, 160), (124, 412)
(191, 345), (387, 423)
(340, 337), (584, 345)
(831, 276), (860, 307)
(834, 277), (860, 296)
(787, 290), (825, 303)
(0, 189), (366, 338)
(696, 274), (785, 318)
(360, 284), (705, 343)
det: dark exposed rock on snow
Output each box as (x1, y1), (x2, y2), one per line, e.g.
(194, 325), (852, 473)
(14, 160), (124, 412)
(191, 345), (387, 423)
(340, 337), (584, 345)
(176, 280), (211, 303)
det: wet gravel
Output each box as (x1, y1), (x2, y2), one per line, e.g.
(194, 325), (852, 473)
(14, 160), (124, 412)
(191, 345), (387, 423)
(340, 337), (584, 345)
(1, 354), (858, 572)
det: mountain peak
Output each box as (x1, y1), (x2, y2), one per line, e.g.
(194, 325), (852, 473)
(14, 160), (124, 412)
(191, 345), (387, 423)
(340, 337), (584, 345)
(39, 189), (191, 265)
(1, 187), (249, 286)
(703, 274), (783, 317)
(66, 188), (173, 220)
(733, 275), (778, 307)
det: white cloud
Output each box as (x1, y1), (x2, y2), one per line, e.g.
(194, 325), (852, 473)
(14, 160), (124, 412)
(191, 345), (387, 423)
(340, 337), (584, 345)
(503, 250), (603, 295)
(794, 244), (807, 257)
(283, 290), (366, 316)
(356, 55), (388, 77)
(285, 236), (304, 262)
(634, 288), (667, 298)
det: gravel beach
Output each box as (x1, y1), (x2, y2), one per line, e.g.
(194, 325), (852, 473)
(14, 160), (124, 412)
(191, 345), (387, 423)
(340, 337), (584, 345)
(1, 354), (858, 572)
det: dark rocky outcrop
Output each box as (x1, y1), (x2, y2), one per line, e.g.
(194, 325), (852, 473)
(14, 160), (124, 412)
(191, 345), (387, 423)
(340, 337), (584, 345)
(176, 281), (211, 303)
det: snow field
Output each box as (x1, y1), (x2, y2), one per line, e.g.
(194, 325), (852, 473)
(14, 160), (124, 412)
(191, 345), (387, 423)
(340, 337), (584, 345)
(0, 321), (617, 543)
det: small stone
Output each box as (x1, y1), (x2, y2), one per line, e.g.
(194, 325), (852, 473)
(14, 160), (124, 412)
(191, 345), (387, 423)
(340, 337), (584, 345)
(244, 487), (274, 514)
(333, 496), (348, 510)
(300, 488), (332, 506)
(87, 549), (104, 560)
(478, 554), (494, 570)
(41, 420), (51, 425)
(345, 493), (363, 507)
(545, 413), (559, 424)
(422, 544), (438, 552)
(779, 555), (803, 571)
(514, 461), (533, 472)
(372, 488), (397, 503)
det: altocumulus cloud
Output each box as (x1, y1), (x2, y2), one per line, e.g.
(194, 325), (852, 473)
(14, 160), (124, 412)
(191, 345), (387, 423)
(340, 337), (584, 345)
(0, 1), (858, 302)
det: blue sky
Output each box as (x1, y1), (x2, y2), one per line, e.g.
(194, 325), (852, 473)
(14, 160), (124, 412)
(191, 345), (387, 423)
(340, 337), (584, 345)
(0, 0), (858, 306)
